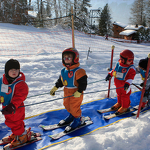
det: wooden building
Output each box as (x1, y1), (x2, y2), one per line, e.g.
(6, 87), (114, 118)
(113, 22), (127, 38)
(119, 25), (144, 40)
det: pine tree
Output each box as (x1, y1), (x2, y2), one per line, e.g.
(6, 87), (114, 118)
(130, 0), (146, 26)
(73, 0), (91, 32)
(98, 3), (112, 36)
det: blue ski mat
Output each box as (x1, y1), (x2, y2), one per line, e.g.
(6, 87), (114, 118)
(0, 91), (149, 150)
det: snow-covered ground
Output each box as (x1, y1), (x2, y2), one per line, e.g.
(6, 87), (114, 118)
(0, 23), (150, 150)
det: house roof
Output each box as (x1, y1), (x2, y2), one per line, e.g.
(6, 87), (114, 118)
(28, 11), (37, 18)
(113, 22), (127, 28)
(119, 30), (137, 36)
(124, 25), (144, 30)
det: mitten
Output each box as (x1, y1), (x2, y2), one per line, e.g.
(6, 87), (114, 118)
(144, 88), (150, 97)
(124, 83), (130, 91)
(50, 86), (58, 96)
(105, 74), (111, 81)
(2, 103), (16, 115)
(0, 96), (4, 104)
(73, 91), (82, 98)
(140, 82), (144, 87)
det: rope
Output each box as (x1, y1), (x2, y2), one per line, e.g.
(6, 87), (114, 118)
(0, 86), (124, 111)
(87, 79), (105, 84)
(26, 83), (142, 107)
(27, 79), (106, 98)
(21, 86), (124, 108)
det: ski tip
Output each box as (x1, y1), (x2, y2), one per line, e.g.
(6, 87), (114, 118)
(39, 125), (44, 128)
(97, 110), (102, 113)
(48, 135), (52, 138)
(36, 137), (42, 140)
(39, 125), (48, 130)
(48, 135), (56, 140)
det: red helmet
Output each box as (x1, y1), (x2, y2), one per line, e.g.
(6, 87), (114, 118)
(62, 47), (79, 65)
(120, 49), (134, 64)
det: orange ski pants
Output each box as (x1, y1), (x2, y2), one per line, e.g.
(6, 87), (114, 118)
(63, 87), (83, 118)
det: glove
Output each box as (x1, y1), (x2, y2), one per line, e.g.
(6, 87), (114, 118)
(124, 83), (130, 91)
(50, 86), (58, 96)
(144, 87), (150, 97)
(73, 91), (82, 98)
(0, 96), (4, 104)
(2, 103), (16, 115)
(105, 74), (111, 81)
(140, 82), (144, 87)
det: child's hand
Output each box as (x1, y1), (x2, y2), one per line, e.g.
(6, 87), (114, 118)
(105, 74), (111, 81)
(73, 91), (82, 97)
(140, 82), (144, 87)
(124, 83), (130, 91)
(0, 96), (4, 104)
(2, 103), (16, 115)
(50, 86), (58, 96)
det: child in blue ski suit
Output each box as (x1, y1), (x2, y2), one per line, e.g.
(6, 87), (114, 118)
(136, 57), (150, 109)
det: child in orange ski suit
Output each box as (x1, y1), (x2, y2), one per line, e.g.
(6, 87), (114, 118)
(50, 47), (87, 131)
(105, 49), (136, 115)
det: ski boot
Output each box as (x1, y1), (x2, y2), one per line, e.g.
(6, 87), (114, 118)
(115, 107), (130, 115)
(111, 102), (121, 111)
(3, 128), (32, 150)
(141, 101), (148, 110)
(58, 113), (75, 126)
(64, 117), (85, 132)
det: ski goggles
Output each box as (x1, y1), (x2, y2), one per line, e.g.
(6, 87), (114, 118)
(63, 57), (73, 61)
(120, 55), (133, 64)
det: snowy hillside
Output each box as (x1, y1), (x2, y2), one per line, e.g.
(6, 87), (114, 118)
(0, 23), (150, 150)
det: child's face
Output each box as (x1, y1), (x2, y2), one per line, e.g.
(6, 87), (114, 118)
(126, 61), (132, 65)
(8, 69), (19, 78)
(63, 53), (73, 64)
(139, 66), (146, 71)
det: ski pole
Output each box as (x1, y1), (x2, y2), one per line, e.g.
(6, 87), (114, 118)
(107, 45), (115, 98)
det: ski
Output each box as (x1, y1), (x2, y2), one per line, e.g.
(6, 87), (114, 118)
(0, 131), (41, 146)
(133, 105), (139, 110)
(3, 136), (42, 150)
(39, 116), (91, 131)
(48, 120), (93, 140)
(132, 105), (149, 115)
(103, 108), (135, 120)
(2, 128), (42, 150)
(0, 140), (9, 146)
(97, 108), (114, 113)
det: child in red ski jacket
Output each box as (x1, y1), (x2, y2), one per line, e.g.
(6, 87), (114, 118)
(0, 59), (30, 149)
(105, 49), (136, 115)
(50, 47), (87, 132)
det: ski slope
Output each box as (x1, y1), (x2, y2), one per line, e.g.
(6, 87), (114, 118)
(0, 23), (150, 150)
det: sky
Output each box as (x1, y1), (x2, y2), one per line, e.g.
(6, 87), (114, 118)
(0, 23), (150, 150)
(90, 0), (135, 25)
